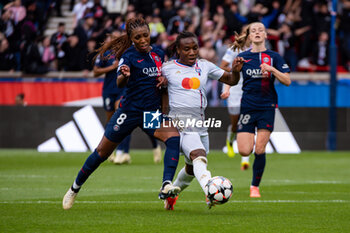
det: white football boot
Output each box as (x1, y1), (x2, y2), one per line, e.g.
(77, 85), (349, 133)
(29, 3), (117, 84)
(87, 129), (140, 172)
(113, 152), (131, 164)
(158, 181), (181, 200)
(120, 153), (131, 164)
(62, 188), (78, 210)
(107, 152), (116, 163)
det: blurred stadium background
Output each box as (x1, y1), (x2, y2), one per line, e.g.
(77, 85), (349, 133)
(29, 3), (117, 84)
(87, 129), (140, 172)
(0, 0), (349, 151)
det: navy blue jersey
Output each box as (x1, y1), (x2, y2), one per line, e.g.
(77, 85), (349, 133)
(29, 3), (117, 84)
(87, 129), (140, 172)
(117, 45), (164, 111)
(238, 49), (290, 109)
(95, 50), (125, 96)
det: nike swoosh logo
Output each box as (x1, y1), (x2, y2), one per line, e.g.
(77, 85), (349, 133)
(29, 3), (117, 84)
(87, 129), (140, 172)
(171, 157), (179, 162)
(244, 59), (252, 63)
(137, 59), (144, 63)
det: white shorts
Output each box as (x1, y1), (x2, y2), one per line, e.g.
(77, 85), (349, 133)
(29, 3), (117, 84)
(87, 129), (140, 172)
(228, 106), (240, 115)
(180, 132), (209, 165)
(227, 86), (242, 115)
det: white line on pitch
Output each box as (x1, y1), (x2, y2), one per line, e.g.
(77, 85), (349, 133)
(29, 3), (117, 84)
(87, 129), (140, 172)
(266, 179), (349, 184)
(0, 200), (349, 204)
(0, 188), (348, 195)
(0, 175), (348, 184)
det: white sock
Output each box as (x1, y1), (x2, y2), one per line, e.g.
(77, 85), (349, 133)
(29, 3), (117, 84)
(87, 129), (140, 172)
(72, 181), (81, 190)
(242, 156), (250, 163)
(193, 157), (211, 193)
(173, 167), (194, 192)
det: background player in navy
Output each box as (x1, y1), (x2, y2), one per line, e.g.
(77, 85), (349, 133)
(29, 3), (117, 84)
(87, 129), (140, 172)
(93, 33), (131, 164)
(233, 22), (291, 198)
(63, 18), (181, 210)
(94, 33), (162, 165)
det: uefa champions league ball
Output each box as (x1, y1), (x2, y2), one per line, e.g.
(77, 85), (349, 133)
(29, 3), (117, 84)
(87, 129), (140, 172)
(205, 176), (233, 205)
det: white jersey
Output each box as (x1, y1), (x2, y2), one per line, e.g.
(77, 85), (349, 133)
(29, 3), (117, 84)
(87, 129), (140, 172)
(221, 48), (243, 96)
(162, 59), (224, 133)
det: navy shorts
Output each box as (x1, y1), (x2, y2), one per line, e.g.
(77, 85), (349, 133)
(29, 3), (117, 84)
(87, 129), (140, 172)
(104, 108), (168, 144)
(237, 108), (275, 133)
(102, 93), (123, 112)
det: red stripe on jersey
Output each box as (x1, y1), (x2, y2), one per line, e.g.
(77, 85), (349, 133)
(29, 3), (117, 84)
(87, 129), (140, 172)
(260, 52), (272, 95)
(150, 52), (162, 77)
(199, 90), (204, 121)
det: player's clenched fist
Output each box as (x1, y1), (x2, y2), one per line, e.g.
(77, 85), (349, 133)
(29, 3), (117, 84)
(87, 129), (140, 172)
(232, 57), (245, 72)
(156, 76), (168, 88)
(120, 65), (130, 78)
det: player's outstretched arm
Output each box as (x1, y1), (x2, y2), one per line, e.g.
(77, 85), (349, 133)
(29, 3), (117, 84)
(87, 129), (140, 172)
(93, 60), (119, 77)
(218, 56), (244, 85)
(218, 71), (240, 86)
(232, 57), (244, 72)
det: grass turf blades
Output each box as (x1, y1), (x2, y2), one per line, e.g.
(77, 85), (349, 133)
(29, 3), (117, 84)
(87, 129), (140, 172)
(0, 150), (349, 233)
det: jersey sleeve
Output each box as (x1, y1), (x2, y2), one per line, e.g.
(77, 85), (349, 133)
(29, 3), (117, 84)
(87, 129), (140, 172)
(117, 53), (131, 75)
(222, 49), (238, 64)
(206, 60), (225, 80)
(94, 54), (103, 67)
(274, 53), (290, 73)
(161, 63), (170, 78)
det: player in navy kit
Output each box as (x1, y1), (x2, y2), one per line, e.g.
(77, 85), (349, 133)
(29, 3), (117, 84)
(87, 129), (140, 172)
(94, 33), (162, 165)
(63, 18), (181, 210)
(233, 22), (291, 198)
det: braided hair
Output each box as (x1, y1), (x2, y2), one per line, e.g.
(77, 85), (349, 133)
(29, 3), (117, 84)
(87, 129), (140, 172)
(167, 31), (198, 59)
(96, 17), (150, 60)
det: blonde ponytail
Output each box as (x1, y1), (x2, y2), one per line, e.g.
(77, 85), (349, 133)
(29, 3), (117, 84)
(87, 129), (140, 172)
(232, 25), (250, 51)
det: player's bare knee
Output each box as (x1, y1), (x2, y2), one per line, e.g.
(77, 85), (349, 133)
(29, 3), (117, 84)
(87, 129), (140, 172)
(255, 147), (265, 155)
(185, 164), (194, 176)
(239, 148), (251, 157)
(96, 140), (117, 159)
(96, 144), (115, 158)
(189, 149), (206, 161)
(96, 147), (109, 159)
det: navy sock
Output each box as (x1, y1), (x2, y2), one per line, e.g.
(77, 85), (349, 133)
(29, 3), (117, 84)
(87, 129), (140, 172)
(75, 150), (106, 186)
(252, 152), (266, 187)
(117, 135), (131, 153)
(163, 136), (180, 182)
(148, 135), (158, 149)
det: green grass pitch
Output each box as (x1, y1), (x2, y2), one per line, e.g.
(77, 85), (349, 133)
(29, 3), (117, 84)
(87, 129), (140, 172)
(0, 149), (349, 233)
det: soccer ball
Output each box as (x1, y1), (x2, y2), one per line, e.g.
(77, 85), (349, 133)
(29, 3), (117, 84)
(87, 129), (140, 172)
(205, 176), (233, 205)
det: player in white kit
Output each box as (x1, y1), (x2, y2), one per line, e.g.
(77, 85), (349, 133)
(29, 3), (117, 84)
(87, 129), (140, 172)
(161, 31), (241, 210)
(220, 28), (251, 170)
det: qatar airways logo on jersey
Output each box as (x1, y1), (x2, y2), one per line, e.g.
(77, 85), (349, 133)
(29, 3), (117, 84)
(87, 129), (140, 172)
(143, 67), (161, 77)
(246, 69), (267, 78)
